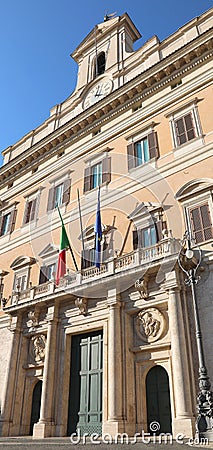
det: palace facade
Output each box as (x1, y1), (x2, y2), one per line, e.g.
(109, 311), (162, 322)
(0, 9), (213, 439)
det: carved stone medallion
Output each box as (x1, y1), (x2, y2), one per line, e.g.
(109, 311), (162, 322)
(31, 334), (46, 363)
(136, 307), (165, 343)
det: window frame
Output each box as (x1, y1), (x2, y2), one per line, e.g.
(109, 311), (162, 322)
(186, 200), (213, 245)
(38, 244), (58, 284)
(0, 204), (17, 238)
(126, 124), (159, 171)
(167, 99), (203, 149)
(83, 151), (111, 194)
(47, 172), (71, 212)
(10, 256), (36, 300)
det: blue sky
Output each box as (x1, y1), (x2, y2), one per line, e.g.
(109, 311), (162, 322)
(0, 0), (212, 166)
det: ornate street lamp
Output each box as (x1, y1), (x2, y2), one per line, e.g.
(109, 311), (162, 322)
(178, 232), (213, 441)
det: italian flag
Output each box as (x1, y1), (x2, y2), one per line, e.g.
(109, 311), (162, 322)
(56, 211), (70, 285)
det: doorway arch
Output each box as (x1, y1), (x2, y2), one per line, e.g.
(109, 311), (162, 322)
(30, 380), (42, 435)
(146, 365), (172, 434)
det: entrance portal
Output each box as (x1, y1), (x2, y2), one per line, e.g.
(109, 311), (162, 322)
(30, 380), (42, 435)
(146, 365), (172, 434)
(67, 330), (103, 436)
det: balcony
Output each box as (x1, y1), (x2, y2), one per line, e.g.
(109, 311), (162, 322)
(9, 238), (180, 308)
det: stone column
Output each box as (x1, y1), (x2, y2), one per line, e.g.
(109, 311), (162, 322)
(0, 315), (22, 436)
(103, 288), (124, 436)
(33, 305), (58, 438)
(165, 271), (195, 438)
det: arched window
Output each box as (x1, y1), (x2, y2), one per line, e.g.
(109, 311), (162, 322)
(93, 52), (106, 78)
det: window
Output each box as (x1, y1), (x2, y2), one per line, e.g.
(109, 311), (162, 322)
(93, 52), (106, 78)
(127, 131), (159, 171)
(82, 248), (96, 269)
(47, 178), (71, 211)
(167, 99), (202, 149)
(38, 244), (58, 284)
(10, 256), (36, 299)
(0, 208), (17, 237)
(1, 213), (11, 236)
(23, 198), (37, 225)
(133, 223), (164, 249)
(129, 202), (167, 251)
(80, 224), (109, 269)
(174, 113), (195, 146)
(84, 155), (111, 193)
(13, 274), (27, 292)
(189, 203), (213, 244)
(91, 162), (102, 189)
(54, 183), (64, 208)
(39, 263), (56, 284)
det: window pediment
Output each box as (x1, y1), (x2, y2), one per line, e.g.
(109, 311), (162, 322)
(128, 202), (162, 221)
(10, 256), (36, 270)
(39, 244), (58, 259)
(175, 178), (213, 201)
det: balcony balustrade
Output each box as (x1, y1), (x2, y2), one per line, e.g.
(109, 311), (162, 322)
(9, 238), (180, 306)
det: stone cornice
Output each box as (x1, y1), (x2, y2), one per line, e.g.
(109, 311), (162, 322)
(0, 31), (212, 188)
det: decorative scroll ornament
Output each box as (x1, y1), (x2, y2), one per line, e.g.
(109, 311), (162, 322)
(135, 277), (149, 299)
(31, 334), (46, 363)
(136, 308), (165, 343)
(75, 297), (88, 315)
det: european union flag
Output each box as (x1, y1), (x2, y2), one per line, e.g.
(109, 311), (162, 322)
(94, 187), (102, 268)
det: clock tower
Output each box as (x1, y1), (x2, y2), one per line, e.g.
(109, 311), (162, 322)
(71, 13), (141, 106)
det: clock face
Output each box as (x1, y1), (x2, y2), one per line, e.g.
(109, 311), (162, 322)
(83, 79), (113, 109)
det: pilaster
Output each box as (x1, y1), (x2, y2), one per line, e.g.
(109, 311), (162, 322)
(33, 304), (59, 438)
(165, 271), (195, 438)
(0, 315), (22, 436)
(103, 288), (124, 436)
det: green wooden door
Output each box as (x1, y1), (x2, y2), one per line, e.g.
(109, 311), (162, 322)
(67, 330), (103, 436)
(30, 380), (42, 435)
(146, 365), (172, 434)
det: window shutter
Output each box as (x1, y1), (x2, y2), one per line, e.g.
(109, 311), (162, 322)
(148, 131), (159, 159)
(83, 167), (92, 193)
(62, 178), (71, 205)
(185, 113), (195, 141)
(82, 249), (91, 269)
(39, 266), (48, 284)
(127, 143), (135, 170)
(0, 215), (3, 236)
(133, 230), (138, 250)
(9, 209), (17, 233)
(47, 187), (55, 211)
(175, 117), (186, 145)
(23, 202), (29, 225)
(200, 204), (213, 241)
(190, 207), (202, 243)
(155, 221), (163, 242)
(102, 156), (111, 184)
(30, 199), (37, 222)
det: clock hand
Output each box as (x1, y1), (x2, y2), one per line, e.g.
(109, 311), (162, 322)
(95, 86), (103, 97)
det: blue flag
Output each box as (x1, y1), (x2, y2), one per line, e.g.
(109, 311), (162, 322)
(94, 187), (102, 268)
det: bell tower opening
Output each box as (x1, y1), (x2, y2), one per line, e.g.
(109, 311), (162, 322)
(93, 52), (106, 78)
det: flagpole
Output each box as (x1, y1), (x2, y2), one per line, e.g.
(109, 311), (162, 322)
(77, 189), (85, 269)
(94, 186), (102, 268)
(57, 207), (78, 272)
